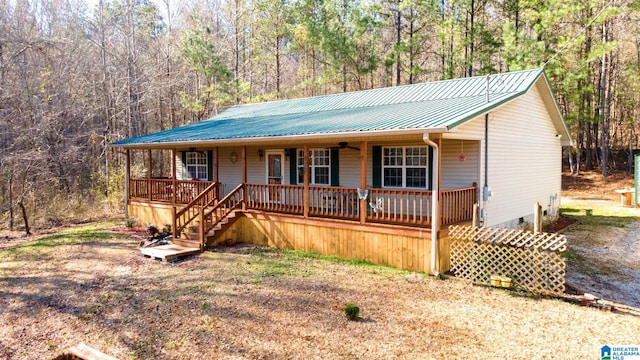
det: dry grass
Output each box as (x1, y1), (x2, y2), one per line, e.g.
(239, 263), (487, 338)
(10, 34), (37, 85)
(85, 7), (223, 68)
(1, 222), (639, 359)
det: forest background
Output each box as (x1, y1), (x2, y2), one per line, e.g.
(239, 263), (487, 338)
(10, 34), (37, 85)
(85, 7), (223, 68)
(1, 0), (638, 231)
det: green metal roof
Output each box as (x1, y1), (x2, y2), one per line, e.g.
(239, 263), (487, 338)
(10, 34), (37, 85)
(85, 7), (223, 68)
(112, 68), (551, 147)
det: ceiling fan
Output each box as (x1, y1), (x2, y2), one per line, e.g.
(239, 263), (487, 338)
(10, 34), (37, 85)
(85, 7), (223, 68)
(331, 141), (360, 151)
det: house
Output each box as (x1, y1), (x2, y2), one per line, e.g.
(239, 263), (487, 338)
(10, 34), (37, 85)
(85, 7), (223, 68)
(111, 68), (572, 275)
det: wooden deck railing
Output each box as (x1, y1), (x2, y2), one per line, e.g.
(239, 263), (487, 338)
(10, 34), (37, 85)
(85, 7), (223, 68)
(441, 186), (477, 225)
(245, 184), (304, 215)
(130, 179), (148, 199)
(308, 186), (359, 220)
(129, 178), (221, 204)
(367, 188), (433, 226)
(133, 178), (476, 229)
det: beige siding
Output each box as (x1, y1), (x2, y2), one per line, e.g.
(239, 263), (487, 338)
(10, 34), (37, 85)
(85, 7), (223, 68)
(441, 139), (480, 190)
(217, 147), (242, 194)
(175, 154), (186, 180)
(455, 81), (562, 227)
(339, 149), (361, 187)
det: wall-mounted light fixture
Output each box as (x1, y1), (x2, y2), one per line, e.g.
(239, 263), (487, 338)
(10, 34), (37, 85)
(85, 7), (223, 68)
(257, 149), (264, 161)
(284, 149), (290, 159)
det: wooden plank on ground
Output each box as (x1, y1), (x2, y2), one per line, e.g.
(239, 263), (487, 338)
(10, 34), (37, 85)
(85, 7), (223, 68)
(140, 244), (200, 262)
(67, 342), (119, 360)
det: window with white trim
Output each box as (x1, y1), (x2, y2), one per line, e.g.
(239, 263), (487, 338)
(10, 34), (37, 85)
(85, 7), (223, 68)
(185, 151), (208, 180)
(382, 146), (428, 188)
(297, 148), (330, 185)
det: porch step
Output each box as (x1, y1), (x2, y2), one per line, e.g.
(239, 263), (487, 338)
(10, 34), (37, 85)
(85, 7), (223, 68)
(172, 237), (201, 249)
(180, 211), (241, 247)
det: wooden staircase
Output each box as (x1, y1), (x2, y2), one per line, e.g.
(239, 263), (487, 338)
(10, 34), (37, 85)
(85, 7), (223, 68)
(173, 184), (245, 250)
(176, 210), (241, 248)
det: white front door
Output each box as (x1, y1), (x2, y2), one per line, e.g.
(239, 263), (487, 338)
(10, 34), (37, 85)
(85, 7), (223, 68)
(265, 150), (284, 202)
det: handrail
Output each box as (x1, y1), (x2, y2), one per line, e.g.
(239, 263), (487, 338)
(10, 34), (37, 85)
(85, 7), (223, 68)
(174, 182), (221, 237)
(200, 183), (245, 238)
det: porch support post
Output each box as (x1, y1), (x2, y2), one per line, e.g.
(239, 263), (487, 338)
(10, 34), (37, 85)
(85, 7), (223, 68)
(242, 146), (247, 210)
(124, 149), (130, 218)
(359, 140), (368, 224)
(147, 149), (152, 201)
(199, 208), (205, 250)
(303, 143), (310, 218)
(214, 147), (219, 199)
(171, 148), (177, 239)
(172, 148), (177, 204)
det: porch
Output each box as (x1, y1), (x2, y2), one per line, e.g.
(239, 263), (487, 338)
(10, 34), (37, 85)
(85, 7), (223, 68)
(123, 138), (480, 267)
(128, 178), (477, 229)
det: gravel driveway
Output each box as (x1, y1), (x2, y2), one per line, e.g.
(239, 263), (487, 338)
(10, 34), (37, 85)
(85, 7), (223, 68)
(562, 198), (640, 308)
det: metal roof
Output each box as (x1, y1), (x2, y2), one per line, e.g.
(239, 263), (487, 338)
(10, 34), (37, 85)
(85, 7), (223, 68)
(112, 68), (551, 147)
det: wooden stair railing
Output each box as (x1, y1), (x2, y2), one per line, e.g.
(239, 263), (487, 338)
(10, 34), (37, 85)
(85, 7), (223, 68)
(173, 182), (221, 239)
(197, 184), (245, 248)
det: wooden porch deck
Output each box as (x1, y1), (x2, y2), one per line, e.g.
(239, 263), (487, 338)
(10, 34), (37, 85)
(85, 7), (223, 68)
(140, 244), (201, 262)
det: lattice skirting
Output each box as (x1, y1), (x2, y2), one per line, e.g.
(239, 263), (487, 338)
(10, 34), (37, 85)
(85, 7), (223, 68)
(450, 240), (566, 293)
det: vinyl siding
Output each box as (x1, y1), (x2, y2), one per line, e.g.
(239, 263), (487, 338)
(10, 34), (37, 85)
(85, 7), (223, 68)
(339, 149), (362, 187)
(455, 80), (562, 227)
(217, 147), (291, 195)
(440, 139), (480, 190)
(217, 147), (242, 194)
(175, 154), (186, 180)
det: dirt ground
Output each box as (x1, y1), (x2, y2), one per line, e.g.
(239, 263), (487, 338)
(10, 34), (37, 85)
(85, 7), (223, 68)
(0, 171), (638, 359)
(1, 223), (640, 359)
(561, 170), (640, 309)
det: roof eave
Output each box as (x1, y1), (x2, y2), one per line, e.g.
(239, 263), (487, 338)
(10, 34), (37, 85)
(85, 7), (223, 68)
(109, 126), (451, 150)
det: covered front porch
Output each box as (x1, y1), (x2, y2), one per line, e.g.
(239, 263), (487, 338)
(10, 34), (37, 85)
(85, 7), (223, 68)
(124, 138), (479, 239)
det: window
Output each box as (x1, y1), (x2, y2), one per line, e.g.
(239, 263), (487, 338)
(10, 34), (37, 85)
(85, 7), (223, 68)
(297, 148), (330, 185)
(382, 146), (428, 188)
(185, 151), (208, 180)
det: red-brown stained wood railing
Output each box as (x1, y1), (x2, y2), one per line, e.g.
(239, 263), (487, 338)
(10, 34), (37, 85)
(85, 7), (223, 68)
(130, 178), (221, 204)
(201, 184), (245, 237)
(308, 186), (359, 220)
(129, 178), (149, 199)
(149, 179), (173, 202)
(245, 184), (304, 215)
(440, 185), (477, 225)
(366, 188), (433, 226)
(174, 182), (222, 236)
(174, 180), (217, 204)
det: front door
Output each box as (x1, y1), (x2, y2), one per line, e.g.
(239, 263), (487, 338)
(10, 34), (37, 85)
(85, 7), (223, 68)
(266, 150), (284, 202)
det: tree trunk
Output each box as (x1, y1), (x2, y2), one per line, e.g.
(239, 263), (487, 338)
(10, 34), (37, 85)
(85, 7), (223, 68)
(396, 0), (401, 86)
(18, 201), (30, 236)
(9, 172), (14, 231)
(599, 20), (608, 178)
